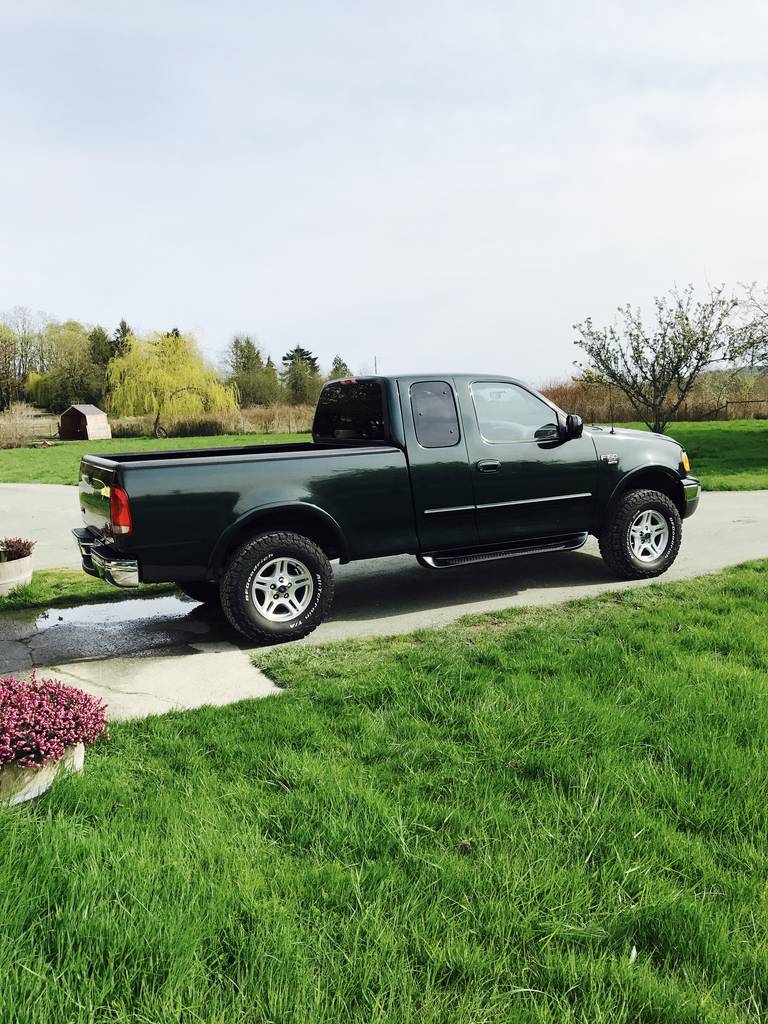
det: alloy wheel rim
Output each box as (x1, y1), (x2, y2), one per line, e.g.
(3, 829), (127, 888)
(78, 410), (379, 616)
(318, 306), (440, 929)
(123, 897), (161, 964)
(250, 557), (314, 621)
(628, 509), (670, 562)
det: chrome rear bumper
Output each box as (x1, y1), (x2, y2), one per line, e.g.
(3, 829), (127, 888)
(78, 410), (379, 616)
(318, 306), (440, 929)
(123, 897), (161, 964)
(73, 528), (139, 588)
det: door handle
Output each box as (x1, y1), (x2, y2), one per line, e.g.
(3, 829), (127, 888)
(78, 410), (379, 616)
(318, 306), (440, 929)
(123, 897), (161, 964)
(476, 460), (501, 473)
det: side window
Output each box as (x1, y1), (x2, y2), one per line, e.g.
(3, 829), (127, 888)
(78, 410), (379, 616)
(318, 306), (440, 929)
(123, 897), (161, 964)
(410, 381), (460, 448)
(471, 382), (560, 443)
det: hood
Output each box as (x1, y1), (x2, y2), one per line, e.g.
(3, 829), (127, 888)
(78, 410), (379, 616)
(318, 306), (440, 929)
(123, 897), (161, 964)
(585, 425), (681, 447)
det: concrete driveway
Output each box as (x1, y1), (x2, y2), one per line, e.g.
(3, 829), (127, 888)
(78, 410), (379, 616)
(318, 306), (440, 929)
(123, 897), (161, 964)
(0, 483), (81, 569)
(1, 484), (766, 719)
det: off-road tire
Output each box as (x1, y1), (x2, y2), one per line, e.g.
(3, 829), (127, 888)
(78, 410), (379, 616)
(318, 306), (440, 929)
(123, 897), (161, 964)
(599, 488), (682, 580)
(177, 582), (221, 605)
(221, 531), (334, 643)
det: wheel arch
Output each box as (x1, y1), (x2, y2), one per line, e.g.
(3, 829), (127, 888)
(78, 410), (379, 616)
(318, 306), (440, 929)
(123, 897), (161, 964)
(210, 502), (349, 576)
(604, 467), (686, 522)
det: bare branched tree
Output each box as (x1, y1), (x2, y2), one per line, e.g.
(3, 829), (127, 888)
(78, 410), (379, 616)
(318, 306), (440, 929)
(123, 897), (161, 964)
(737, 283), (768, 369)
(573, 285), (748, 433)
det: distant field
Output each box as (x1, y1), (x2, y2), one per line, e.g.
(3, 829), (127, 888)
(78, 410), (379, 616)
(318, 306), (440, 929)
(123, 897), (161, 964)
(611, 420), (768, 491)
(0, 420), (765, 489)
(0, 433), (311, 485)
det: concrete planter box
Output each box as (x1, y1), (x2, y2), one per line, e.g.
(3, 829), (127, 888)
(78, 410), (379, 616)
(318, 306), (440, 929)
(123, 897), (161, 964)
(0, 743), (85, 806)
(0, 554), (32, 596)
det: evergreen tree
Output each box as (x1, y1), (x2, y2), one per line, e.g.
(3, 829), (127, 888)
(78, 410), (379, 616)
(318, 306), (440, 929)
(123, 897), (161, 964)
(282, 358), (323, 405)
(329, 355), (352, 379)
(282, 345), (319, 372)
(113, 319), (132, 358)
(88, 326), (112, 367)
(226, 335), (264, 377)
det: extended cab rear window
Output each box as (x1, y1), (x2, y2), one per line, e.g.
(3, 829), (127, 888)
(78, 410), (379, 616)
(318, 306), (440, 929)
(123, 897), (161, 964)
(410, 381), (460, 447)
(313, 380), (387, 443)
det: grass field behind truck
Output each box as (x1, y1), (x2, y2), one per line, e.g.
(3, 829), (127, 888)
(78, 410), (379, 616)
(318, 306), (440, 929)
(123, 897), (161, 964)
(0, 420), (765, 489)
(1, 561), (767, 1023)
(0, 432), (311, 485)
(616, 419), (768, 491)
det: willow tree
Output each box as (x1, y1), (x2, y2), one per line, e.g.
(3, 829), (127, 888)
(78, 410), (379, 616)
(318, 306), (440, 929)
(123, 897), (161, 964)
(106, 331), (239, 432)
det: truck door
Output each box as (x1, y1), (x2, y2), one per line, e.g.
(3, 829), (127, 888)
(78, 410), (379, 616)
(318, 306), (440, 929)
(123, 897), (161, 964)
(457, 380), (598, 545)
(398, 378), (479, 552)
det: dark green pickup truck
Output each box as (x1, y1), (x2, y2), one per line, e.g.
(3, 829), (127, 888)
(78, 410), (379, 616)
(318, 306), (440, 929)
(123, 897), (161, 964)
(74, 375), (700, 642)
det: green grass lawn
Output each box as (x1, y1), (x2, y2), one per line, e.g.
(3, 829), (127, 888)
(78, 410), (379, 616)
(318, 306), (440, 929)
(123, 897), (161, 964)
(0, 569), (175, 612)
(2, 561), (767, 1022)
(615, 420), (768, 491)
(0, 432), (311, 485)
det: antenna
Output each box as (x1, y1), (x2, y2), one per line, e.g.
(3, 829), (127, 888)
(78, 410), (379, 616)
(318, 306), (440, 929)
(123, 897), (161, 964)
(374, 355), (378, 374)
(609, 383), (615, 434)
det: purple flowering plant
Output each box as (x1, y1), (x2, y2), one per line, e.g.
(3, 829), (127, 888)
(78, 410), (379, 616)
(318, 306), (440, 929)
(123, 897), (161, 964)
(0, 537), (35, 563)
(0, 673), (107, 770)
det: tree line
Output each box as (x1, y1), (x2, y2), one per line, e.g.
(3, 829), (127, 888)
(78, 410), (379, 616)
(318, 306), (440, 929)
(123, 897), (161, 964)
(0, 309), (354, 415)
(3, 282), (768, 432)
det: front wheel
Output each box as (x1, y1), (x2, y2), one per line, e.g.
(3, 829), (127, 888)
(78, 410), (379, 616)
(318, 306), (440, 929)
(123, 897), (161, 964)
(599, 489), (682, 580)
(220, 531), (334, 643)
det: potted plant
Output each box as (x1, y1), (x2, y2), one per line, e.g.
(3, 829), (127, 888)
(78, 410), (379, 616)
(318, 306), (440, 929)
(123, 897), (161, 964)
(0, 537), (35, 596)
(0, 674), (107, 806)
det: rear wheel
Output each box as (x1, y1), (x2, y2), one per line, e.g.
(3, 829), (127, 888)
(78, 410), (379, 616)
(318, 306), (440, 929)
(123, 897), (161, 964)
(178, 581), (221, 605)
(599, 488), (682, 580)
(221, 531), (334, 643)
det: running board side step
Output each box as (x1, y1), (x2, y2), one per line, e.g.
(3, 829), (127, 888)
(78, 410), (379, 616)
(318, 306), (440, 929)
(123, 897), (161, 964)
(417, 532), (589, 569)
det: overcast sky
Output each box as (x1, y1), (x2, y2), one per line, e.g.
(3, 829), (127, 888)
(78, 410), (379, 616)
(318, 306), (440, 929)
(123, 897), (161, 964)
(2, 0), (767, 384)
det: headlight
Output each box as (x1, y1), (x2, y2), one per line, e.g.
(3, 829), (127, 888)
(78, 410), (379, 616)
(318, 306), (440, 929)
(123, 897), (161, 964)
(681, 450), (690, 473)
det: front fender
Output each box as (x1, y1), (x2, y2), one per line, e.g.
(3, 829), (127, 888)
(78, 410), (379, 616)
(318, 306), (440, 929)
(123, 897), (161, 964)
(606, 465), (686, 516)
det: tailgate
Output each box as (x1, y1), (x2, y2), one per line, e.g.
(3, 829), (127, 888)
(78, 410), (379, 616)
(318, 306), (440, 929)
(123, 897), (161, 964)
(78, 457), (116, 534)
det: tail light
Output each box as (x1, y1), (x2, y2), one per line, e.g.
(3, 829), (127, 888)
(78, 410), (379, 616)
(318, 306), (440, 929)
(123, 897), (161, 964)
(110, 486), (133, 535)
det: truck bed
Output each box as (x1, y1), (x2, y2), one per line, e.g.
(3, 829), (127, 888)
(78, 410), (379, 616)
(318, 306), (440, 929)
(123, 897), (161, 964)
(78, 440), (418, 580)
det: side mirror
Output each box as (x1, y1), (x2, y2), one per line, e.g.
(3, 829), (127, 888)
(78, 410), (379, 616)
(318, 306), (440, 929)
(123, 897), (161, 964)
(565, 413), (583, 440)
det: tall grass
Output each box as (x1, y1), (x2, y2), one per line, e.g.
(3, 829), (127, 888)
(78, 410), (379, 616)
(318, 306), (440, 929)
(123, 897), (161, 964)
(241, 403), (315, 434)
(109, 405), (315, 438)
(0, 402), (36, 449)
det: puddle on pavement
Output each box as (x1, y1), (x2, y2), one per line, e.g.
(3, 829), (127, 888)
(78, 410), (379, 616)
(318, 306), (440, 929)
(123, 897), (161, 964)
(0, 593), (237, 675)
(34, 594), (198, 631)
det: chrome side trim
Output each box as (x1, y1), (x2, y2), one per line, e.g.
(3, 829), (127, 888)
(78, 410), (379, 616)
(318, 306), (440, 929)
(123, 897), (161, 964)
(425, 493), (592, 515)
(423, 504), (475, 515)
(477, 492), (592, 510)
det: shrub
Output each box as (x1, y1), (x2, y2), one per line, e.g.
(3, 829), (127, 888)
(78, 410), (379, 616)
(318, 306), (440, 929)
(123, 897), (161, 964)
(0, 402), (35, 448)
(0, 537), (34, 563)
(0, 673), (107, 769)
